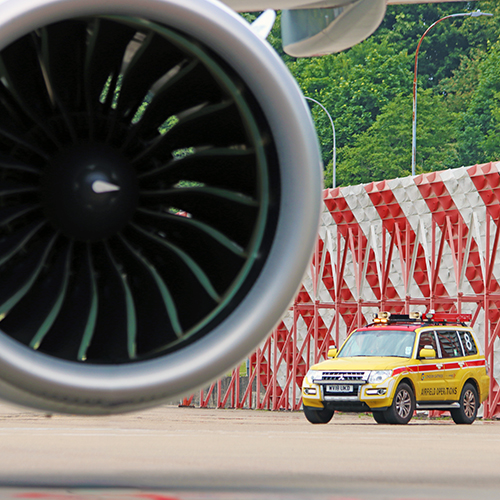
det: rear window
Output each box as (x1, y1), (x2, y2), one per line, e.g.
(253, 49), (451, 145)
(437, 330), (463, 358)
(458, 330), (478, 356)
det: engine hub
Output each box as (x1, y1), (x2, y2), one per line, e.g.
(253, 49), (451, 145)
(42, 144), (139, 241)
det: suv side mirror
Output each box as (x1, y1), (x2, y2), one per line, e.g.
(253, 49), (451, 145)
(419, 345), (436, 359)
(328, 348), (338, 359)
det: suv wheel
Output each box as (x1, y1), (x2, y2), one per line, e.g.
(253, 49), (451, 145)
(451, 383), (478, 425)
(384, 383), (415, 424)
(303, 405), (334, 424)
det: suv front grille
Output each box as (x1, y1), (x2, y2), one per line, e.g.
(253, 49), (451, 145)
(319, 371), (369, 383)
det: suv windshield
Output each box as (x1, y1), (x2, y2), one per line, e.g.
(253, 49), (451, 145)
(338, 329), (416, 358)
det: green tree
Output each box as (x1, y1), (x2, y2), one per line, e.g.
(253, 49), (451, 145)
(291, 38), (413, 168)
(241, 1), (500, 185)
(374, 2), (494, 89)
(457, 40), (500, 166)
(331, 91), (459, 187)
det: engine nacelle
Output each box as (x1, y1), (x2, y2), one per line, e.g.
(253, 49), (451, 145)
(0, 0), (322, 413)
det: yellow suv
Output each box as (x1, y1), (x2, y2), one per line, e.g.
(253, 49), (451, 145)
(302, 312), (489, 425)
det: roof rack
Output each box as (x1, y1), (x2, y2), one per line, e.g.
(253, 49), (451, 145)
(373, 311), (471, 325)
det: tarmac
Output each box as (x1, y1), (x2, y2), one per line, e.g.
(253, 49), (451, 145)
(0, 402), (499, 500)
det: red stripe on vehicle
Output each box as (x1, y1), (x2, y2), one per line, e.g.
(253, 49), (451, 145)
(385, 357), (486, 379)
(465, 359), (486, 368)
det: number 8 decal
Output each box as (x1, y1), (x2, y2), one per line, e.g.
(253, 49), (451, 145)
(464, 333), (473, 352)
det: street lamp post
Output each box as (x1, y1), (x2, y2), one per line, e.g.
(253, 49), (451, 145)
(411, 10), (493, 177)
(305, 96), (337, 188)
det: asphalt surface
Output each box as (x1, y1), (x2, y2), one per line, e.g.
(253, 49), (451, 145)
(0, 402), (499, 500)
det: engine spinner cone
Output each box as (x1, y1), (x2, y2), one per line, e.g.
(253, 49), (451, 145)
(42, 144), (139, 241)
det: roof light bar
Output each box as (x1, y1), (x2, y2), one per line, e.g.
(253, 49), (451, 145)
(422, 312), (472, 323)
(373, 311), (390, 324)
(371, 311), (470, 325)
(374, 312), (422, 323)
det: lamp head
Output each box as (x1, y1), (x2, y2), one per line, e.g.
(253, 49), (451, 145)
(470, 10), (493, 17)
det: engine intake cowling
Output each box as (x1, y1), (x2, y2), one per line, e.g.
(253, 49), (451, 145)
(0, 0), (322, 414)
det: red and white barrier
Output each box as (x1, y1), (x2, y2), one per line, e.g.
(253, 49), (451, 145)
(194, 163), (500, 417)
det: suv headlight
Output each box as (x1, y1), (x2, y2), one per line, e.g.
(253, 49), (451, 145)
(305, 370), (322, 384)
(368, 370), (392, 384)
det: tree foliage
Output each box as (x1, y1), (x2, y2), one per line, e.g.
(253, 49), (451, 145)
(457, 40), (500, 165)
(334, 92), (460, 186)
(244, 0), (500, 187)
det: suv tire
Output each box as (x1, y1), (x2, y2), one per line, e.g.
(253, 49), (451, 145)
(303, 405), (334, 424)
(451, 382), (478, 424)
(372, 411), (387, 424)
(384, 383), (415, 424)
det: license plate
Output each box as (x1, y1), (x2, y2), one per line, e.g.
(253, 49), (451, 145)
(326, 384), (353, 393)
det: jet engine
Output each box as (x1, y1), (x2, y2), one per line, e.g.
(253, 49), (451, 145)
(0, 0), (322, 413)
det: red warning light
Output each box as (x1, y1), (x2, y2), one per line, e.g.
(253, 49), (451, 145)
(422, 312), (472, 323)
